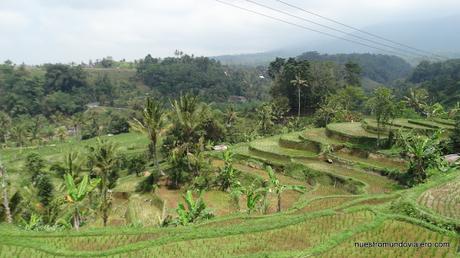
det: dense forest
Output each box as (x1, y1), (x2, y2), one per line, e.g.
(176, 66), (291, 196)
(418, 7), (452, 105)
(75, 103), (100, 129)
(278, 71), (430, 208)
(410, 59), (460, 105)
(297, 51), (413, 84)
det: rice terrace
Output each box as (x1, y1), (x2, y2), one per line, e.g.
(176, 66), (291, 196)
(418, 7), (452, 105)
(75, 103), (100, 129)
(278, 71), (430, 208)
(1, 0), (460, 257)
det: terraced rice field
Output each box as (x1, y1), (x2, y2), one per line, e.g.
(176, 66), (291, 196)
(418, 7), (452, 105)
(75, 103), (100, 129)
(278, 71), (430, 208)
(408, 119), (454, 130)
(294, 196), (358, 213)
(321, 220), (459, 258)
(249, 137), (318, 160)
(1, 120), (459, 257)
(389, 118), (435, 131)
(300, 128), (347, 146)
(327, 122), (384, 139)
(334, 151), (408, 171)
(299, 161), (399, 194)
(418, 179), (460, 220)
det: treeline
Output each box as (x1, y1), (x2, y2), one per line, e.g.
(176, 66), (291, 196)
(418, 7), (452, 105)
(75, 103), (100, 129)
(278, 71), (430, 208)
(0, 62), (133, 117)
(297, 51), (413, 84)
(136, 52), (270, 102)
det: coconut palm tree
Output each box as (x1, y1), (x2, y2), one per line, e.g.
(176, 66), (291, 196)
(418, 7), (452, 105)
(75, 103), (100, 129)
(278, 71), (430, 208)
(55, 126), (68, 142)
(130, 97), (166, 175)
(64, 152), (83, 179)
(266, 166), (306, 212)
(290, 74), (308, 118)
(170, 94), (203, 152)
(64, 174), (100, 230)
(87, 138), (119, 227)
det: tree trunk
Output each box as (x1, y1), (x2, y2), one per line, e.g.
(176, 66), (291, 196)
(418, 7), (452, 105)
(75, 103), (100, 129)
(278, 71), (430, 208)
(277, 194), (282, 213)
(298, 87), (301, 118)
(152, 140), (164, 176)
(101, 175), (109, 227)
(0, 164), (12, 224)
(73, 208), (80, 230)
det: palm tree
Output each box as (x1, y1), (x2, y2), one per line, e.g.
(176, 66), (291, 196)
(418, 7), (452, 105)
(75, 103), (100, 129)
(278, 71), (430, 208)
(11, 124), (29, 148)
(225, 105), (238, 128)
(170, 93), (203, 152)
(291, 74), (308, 118)
(64, 152), (83, 179)
(130, 97), (166, 175)
(0, 160), (12, 223)
(403, 88), (428, 116)
(71, 113), (85, 140)
(266, 166), (306, 212)
(64, 174), (100, 230)
(256, 104), (275, 135)
(87, 138), (119, 227)
(55, 126), (68, 142)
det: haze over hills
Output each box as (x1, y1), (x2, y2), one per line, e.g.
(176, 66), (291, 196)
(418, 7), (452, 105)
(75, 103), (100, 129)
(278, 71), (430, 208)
(214, 15), (460, 66)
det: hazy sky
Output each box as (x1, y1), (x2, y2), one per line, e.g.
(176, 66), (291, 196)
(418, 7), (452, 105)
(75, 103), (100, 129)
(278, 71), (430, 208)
(0, 0), (459, 64)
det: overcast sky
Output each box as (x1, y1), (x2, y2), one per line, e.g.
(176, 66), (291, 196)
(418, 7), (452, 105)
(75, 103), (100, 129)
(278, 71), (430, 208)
(0, 0), (459, 64)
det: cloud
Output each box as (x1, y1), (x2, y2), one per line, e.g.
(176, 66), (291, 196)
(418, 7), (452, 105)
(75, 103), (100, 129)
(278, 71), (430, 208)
(0, 0), (458, 64)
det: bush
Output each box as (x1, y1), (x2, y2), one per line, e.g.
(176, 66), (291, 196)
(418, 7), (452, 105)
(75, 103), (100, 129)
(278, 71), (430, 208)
(107, 114), (130, 135)
(127, 154), (147, 177)
(25, 153), (45, 183)
(135, 171), (160, 193)
(36, 174), (54, 207)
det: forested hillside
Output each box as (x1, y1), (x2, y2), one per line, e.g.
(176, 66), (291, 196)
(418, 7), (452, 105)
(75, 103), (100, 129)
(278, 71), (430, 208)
(136, 53), (270, 102)
(410, 59), (460, 106)
(297, 52), (413, 84)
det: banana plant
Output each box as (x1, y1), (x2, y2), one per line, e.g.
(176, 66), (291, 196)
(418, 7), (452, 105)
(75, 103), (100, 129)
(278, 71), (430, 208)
(64, 174), (100, 230)
(266, 166), (306, 212)
(175, 190), (213, 226)
(217, 150), (239, 191)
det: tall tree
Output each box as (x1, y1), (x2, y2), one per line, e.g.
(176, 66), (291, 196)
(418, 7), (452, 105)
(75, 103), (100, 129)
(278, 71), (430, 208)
(367, 87), (397, 142)
(130, 97), (166, 175)
(87, 138), (119, 227)
(25, 153), (46, 184)
(290, 74), (309, 118)
(344, 61), (362, 86)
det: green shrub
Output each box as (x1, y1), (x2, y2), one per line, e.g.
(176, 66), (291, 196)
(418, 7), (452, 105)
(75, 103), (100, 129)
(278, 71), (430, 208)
(135, 171), (160, 193)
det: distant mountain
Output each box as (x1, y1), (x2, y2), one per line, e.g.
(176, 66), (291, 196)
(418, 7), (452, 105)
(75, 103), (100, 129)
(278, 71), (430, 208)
(214, 15), (460, 66)
(213, 51), (290, 66)
(288, 15), (460, 62)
